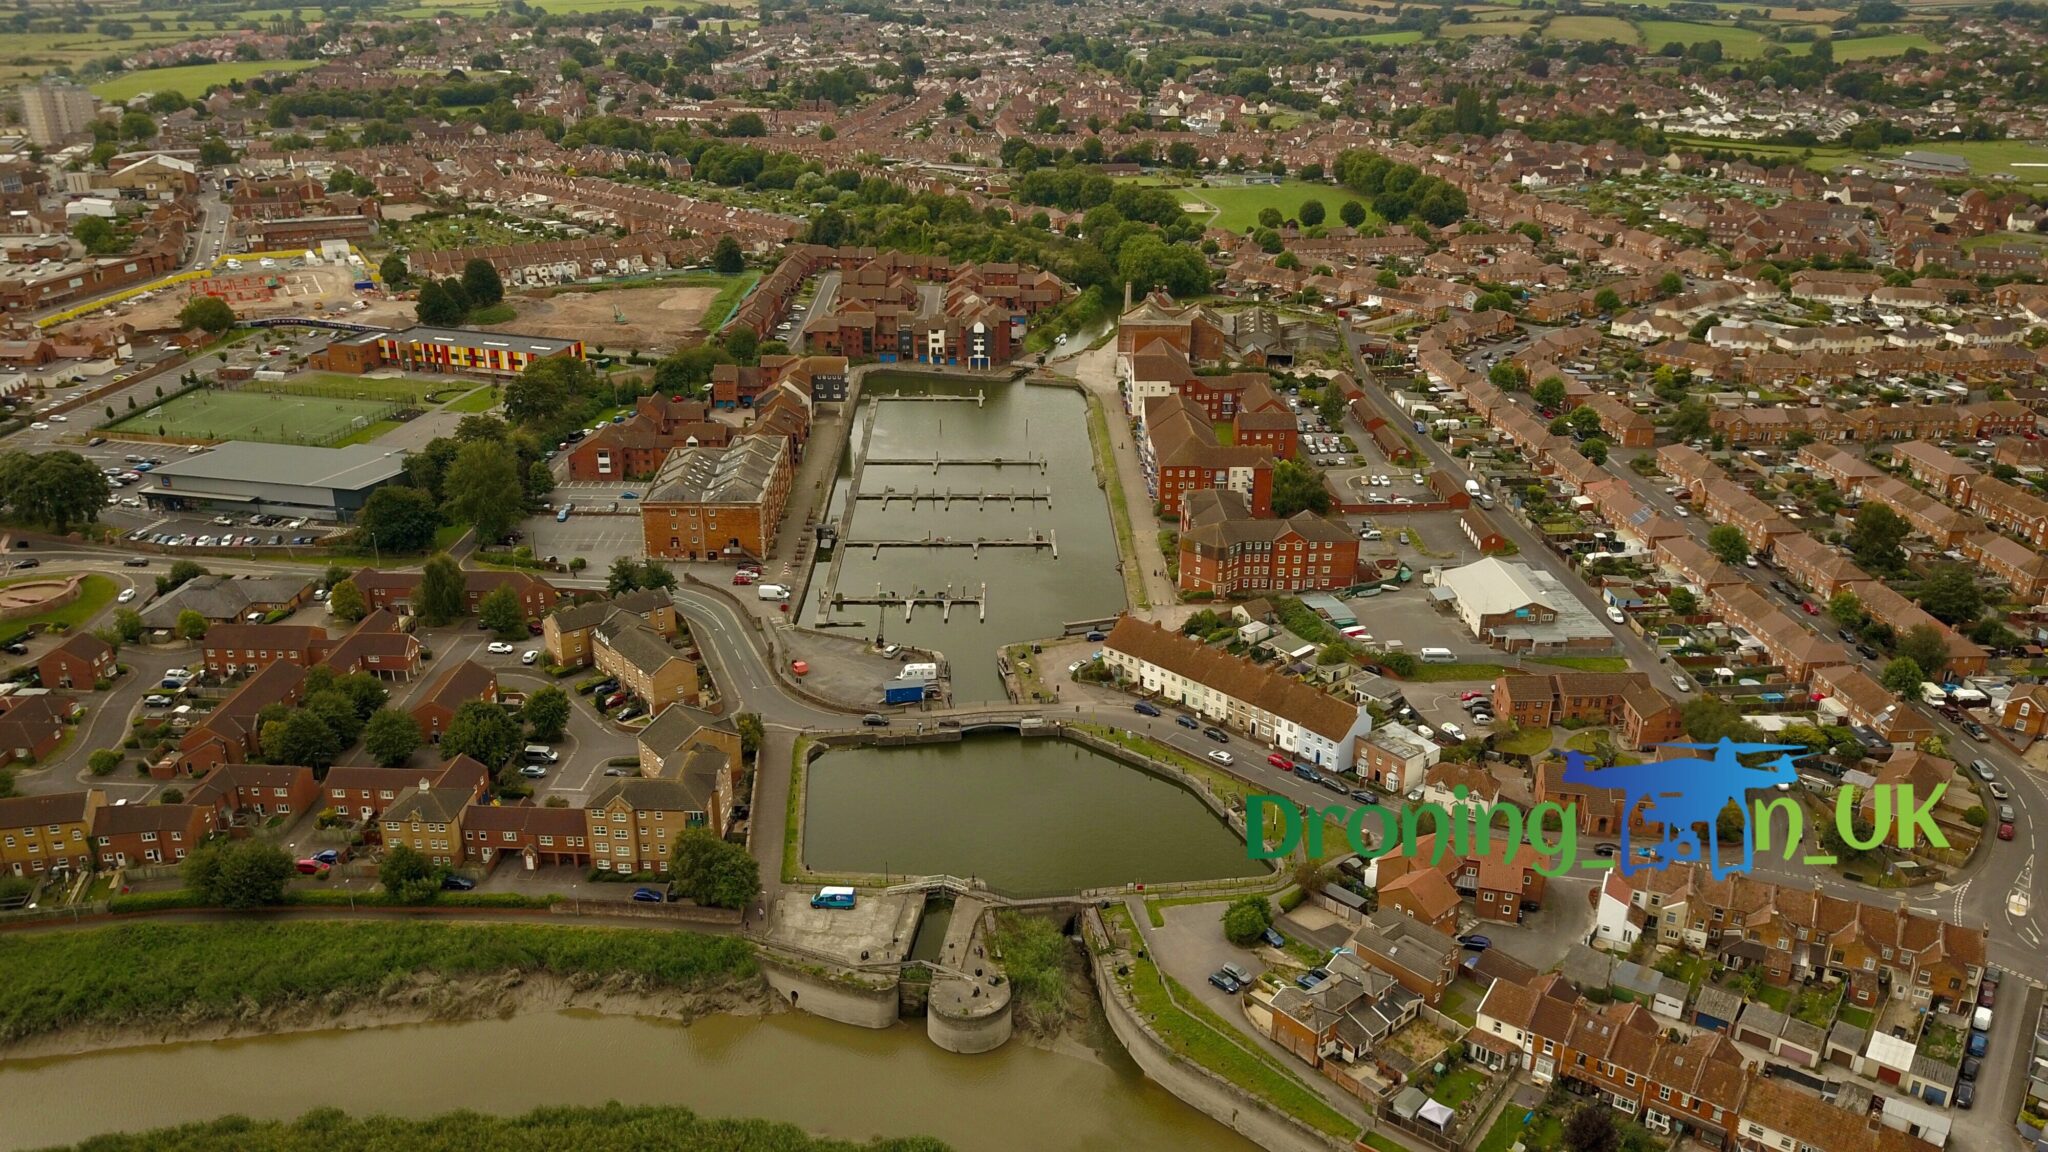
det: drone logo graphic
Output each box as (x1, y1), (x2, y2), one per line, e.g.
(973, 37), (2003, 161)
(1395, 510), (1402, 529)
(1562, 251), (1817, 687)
(1562, 737), (1803, 879)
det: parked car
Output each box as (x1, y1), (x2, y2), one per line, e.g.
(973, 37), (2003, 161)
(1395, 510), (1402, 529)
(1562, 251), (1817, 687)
(1349, 788), (1377, 803)
(441, 874), (477, 891)
(1966, 1031), (1989, 1058)
(861, 713), (889, 727)
(1266, 753), (1292, 770)
(1293, 764), (1323, 784)
(631, 887), (666, 903)
(1999, 821), (2015, 841)
(1207, 749), (1234, 765)
(1295, 967), (1330, 990)
(1260, 928), (1285, 948)
(294, 858), (330, 875)
(1457, 934), (1492, 951)
(521, 650), (539, 665)
(486, 641), (515, 655)
(1963, 721), (1988, 741)
(1955, 1082), (1974, 1110)
(1202, 726), (1229, 743)
(1208, 969), (1244, 993)
(311, 849), (342, 866)
(1133, 700), (1161, 717)
(1176, 714), (1199, 729)
(518, 764), (547, 779)
(1085, 630), (1106, 641)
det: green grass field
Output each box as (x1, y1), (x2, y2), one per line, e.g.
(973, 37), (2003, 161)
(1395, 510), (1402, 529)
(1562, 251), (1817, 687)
(108, 390), (396, 446)
(1543, 14), (1640, 42)
(1637, 19), (1773, 56)
(1440, 19), (1536, 36)
(89, 59), (320, 101)
(280, 374), (446, 403)
(0, 573), (117, 637)
(1827, 30), (1938, 59)
(1128, 178), (1358, 233)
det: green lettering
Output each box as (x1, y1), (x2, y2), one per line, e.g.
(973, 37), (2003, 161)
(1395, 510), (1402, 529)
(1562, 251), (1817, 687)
(1835, 786), (1890, 852)
(1247, 795), (1300, 860)
(1751, 796), (1803, 859)
(1891, 784), (1948, 850)
(1469, 800), (1524, 863)
(1526, 802), (1578, 877)
(1402, 803), (1456, 866)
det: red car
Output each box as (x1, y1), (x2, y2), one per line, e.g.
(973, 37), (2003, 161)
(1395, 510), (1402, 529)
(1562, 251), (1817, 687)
(1801, 601), (1820, 615)
(1266, 753), (1292, 770)
(1999, 822), (2015, 841)
(732, 572), (755, 586)
(1459, 691), (1488, 701)
(294, 858), (330, 875)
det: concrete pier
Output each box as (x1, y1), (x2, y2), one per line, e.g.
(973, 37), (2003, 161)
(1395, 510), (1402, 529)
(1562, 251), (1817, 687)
(855, 488), (1052, 509)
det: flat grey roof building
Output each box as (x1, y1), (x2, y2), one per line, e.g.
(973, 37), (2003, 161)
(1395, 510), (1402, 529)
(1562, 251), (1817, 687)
(141, 441), (409, 522)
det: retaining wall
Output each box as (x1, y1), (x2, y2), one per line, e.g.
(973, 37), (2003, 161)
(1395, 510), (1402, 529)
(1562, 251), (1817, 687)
(758, 953), (902, 1030)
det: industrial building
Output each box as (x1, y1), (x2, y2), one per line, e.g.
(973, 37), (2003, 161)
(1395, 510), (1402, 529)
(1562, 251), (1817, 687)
(140, 442), (409, 522)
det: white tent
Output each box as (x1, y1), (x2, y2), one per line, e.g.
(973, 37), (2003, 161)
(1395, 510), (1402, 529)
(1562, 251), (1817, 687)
(1418, 1099), (1455, 1130)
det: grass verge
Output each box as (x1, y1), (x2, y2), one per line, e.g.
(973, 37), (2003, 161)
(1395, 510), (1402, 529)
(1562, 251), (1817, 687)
(1528, 655), (1630, 673)
(0, 921), (756, 1045)
(783, 736), (810, 883)
(1106, 908), (1355, 1139)
(444, 386), (500, 414)
(0, 572), (117, 635)
(1085, 391), (1149, 611)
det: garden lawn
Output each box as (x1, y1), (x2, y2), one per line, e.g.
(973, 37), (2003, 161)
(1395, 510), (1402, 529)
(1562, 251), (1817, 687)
(90, 60), (320, 101)
(1492, 727), (1554, 757)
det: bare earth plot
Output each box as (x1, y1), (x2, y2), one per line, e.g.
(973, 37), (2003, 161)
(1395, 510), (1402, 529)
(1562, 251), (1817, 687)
(484, 285), (723, 352)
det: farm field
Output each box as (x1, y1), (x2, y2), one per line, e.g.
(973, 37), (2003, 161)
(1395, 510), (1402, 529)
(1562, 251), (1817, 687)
(1440, 18), (1536, 37)
(89, 59), (320, 101)
(1324, 29), (1425, 44)
(1637, 19), (1774, 57)
(1541, 14), (1640, 42)
(1827, 30), (1939, 58)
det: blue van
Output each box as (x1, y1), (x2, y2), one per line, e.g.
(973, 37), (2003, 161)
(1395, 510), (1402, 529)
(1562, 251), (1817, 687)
(810, 886), (856, 910)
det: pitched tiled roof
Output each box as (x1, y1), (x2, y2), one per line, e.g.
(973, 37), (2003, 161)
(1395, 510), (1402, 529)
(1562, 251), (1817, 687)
(1104, 617), (1362, 742)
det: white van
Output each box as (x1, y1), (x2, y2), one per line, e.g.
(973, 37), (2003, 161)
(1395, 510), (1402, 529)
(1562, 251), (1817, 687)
(1419, 647), (1456, 663)
(756, 583), (790, 602)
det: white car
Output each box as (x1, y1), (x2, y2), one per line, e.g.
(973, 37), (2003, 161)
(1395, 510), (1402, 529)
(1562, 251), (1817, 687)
(1606, 606), (1627, 625)
(486, 641), (516, 655)
(1411, 473), (1424, 484)
(1671, 674), (1692, 693)
(521, 649), (539, 665)
(1207, 749), (1234, 765)
(1439, 722), (1465, 743)
(28, 422), (47, 430)
(117, 588), (136, 603)
(48, 414), (66, 422)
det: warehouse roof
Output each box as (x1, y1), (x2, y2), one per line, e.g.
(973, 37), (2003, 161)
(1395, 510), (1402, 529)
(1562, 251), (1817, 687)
(146, 441), (408, 491)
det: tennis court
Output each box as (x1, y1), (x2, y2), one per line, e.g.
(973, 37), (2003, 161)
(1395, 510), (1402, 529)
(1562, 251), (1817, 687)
(106, 389), (398, 446)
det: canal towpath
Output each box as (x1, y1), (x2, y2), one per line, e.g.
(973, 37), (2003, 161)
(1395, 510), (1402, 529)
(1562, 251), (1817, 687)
(1062, 342), (1183, 614)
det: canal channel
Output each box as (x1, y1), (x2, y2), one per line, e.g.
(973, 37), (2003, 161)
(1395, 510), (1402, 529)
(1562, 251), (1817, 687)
(801, 736), (1267, 895)
(0, 1010), (1262, 1152)
(801, 373), (1126, 703)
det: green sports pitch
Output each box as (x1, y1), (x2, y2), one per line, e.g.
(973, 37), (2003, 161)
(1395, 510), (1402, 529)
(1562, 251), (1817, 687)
(106, 389), (399, 447)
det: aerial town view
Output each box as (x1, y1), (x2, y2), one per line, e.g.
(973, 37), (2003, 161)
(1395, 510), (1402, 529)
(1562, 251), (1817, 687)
(3, 0), (2048, 1149)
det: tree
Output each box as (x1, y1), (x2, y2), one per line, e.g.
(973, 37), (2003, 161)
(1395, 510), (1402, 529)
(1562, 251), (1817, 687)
(1580, 438), (1609, 466)
(1670, 397), (1711, 441)
(1828, 589), (1867, 631)
(177, 295), (236, 334)
(184, 840), (292, 909)
(523, 686), (571, 743)
(175, 609), (208, 640)
(1897, 623), (1950, 679)
(112, 607), (145, 643)
(607, 554), (645, 596)
(478, 582), (527, 639)
(355, 485), (441, 554)
(156, 559), (206, 596)
(0, 450), (110, 532)
(637, 560), (677, 591)
(1881, 657), (1925, 697)
(72, 214), (122, 255)
(1592, 287), (1622, 314)
(1271, 460), (1331, 516)
(460, 258), (504, 308)
(1707, 524), (1750, 565)
(505, 357), (595, 428)
(1657, 272), (1685, 298)
(198, 136), (236, 166)
(417, 554), (466, 626)
(1567, 406), (1603, 439)
(1531, 376), (1568, 412)
(261, 710), (341, 769)
(526, 460), (555, 502)
(363, 708), (421, 768)
(1488, 361), (1527, 391)
(672, 830), (761, 908)
(327, 578), (367, 623)
(1339, 200), (1367, 228)
(416, 279), (464, 326)
(1221, 894), (1275, 945)
(440, 698), (521, 767)
(1846, 503), (1909, 575)
(1681, 696), (1761, 743)
(712, 235), (745, 275)
(736, 712), (764, 759)
(1916, 563), (1983, 626)
(378, 844), (439, 903)
(377, 253), (409, 287)
(88, 748), (122, 776)
(442, 439), (525, 543)
(1667, 587), (1699, 617)
(1298, 199), (1326, 227)
(1563, 1102), (1620, 1152)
